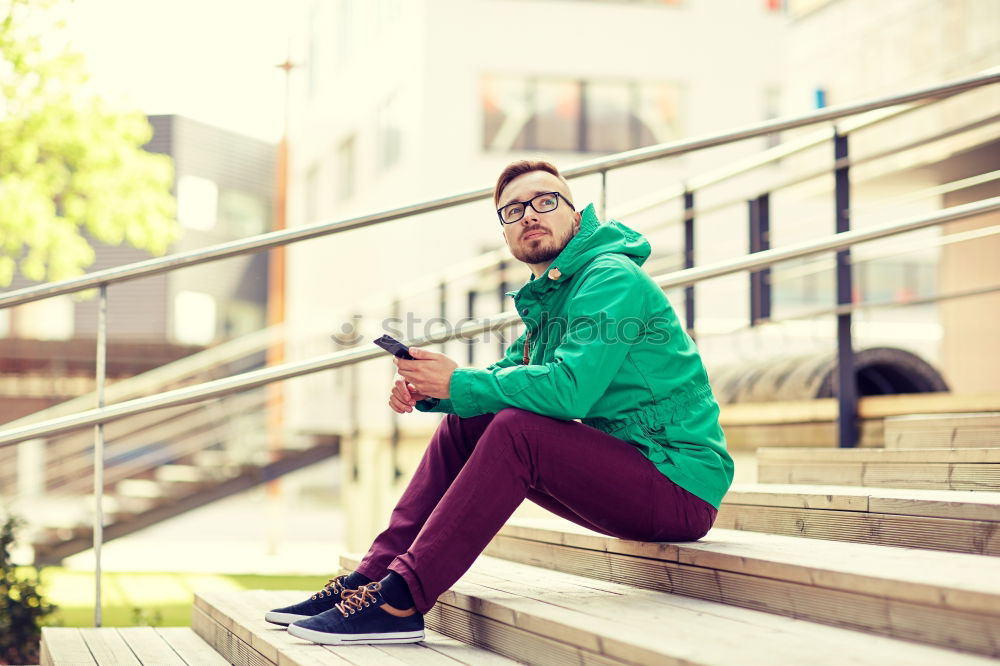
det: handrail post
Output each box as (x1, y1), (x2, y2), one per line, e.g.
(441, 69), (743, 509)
(497, 259), (508, 358)
(683, 190), (696, 338)
(438, 281), (447, 358)
(93, 283), (107, 627)
(599, 170), (608, 219)
(834, 130), (858, 448)
(466, 289), (476, 366)
(348, 314), (361, 485)
(749, 193), (772, 326)
(390, 301), (402, 480)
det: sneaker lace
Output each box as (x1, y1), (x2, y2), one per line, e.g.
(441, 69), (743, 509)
(310, 575), (346, 600)
(334, 582), (381, 617)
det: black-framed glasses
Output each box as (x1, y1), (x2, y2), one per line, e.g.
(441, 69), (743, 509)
(497, 191), (575, 225)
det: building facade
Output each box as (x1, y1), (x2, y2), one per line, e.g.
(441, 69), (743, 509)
(0, 115), (276, 423)
(776, 0), (1000, 393)
(283, 0), (789, 436)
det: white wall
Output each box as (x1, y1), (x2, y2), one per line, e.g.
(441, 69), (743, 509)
(283, 0), (797, 435)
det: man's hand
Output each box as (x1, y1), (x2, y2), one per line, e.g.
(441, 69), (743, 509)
(394, 347), (458, 400)
(389, 377), (427, 414)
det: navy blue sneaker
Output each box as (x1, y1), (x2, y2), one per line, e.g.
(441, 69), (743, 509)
(287, 582), (424, 645)
(265, 575), (351, 626)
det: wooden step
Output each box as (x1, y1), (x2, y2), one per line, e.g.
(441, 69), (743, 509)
(720, 394), (1000, 450)
(884, 413), (1000, 448)
(193, 589), (523, 665)
(482, 518), (1000, 657)
(756, 446), (1000, 490)
(717, 482), (1000, 555)
(40, 626), (227, 665)
(338, 553), (997, 665)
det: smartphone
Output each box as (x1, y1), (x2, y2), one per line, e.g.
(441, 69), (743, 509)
(373, 334), (415, 360)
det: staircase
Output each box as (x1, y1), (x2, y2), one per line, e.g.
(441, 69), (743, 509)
(41, 411), (1000, 665)
(23, 65), (1000, 664)
(1, 326), (343, 565)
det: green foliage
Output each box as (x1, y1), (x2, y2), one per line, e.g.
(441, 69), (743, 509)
(129, 606), (163, 627)
(0, 515), (57, 665)
(0, 0), (177, 287)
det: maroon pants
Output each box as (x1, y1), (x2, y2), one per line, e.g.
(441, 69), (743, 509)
(355, 408), (717, 614)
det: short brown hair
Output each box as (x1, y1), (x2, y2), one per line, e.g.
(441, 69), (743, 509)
(493, 160), (571, 207)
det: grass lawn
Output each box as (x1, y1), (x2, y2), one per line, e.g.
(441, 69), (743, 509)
(27, 567), (332, 628)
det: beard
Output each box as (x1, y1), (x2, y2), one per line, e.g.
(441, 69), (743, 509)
(511, 226), (576, 265)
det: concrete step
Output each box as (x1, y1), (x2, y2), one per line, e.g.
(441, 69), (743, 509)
(193, 589), (523, 665)
(337, 552), (997, 665)
(41, 626), (227, 665)
(884, 412), (1000, 448)
(717, 482), (1000, 555)
(115, 478), (189, 500)
(154, 463), (236, 483)
(32, 443), (339, 565)
(756, 446), (1000, 490)
(483, 517), (1000, 657)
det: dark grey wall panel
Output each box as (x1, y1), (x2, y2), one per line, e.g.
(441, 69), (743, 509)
(5, 114), (276, 345)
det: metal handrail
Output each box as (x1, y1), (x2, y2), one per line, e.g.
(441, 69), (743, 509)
(638, 110), (1000, 236)
(652, 197), (998, 290)
(4, 66), (995, 632)
(325, 78), (997, 313)
(562, 69), (998, 175)
(366, 96), (1000, 315)
(2, 69), (997, 310)
(766, 220), (1000, 285)
(0, 67), (1000, 626)
(1, 324), (283, 430)
(0, 311), (515, 446)
(2, 195), (995, 449)
(696, 281), (1000, 343)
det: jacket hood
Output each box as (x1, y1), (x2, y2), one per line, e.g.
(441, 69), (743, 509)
(507, 203), (651, 298)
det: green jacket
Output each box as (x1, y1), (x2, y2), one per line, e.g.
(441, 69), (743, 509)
(416, 204), (734, 509)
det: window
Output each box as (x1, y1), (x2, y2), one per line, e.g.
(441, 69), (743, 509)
(376, 95), (402, 171)
(585, 81), (632, 153)
(177, 175), (218, 231)
(336, 136), (356, 201)
(219, 189), (269, 237)
(482, 77), (532, 150)
(14, 296), (74, 340)
(481, 75), (682, 153)
(534, 79), (582, 152)
(173, 291), (217, 346)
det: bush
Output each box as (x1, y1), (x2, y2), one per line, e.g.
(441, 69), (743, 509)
(0, 515), (57, 665)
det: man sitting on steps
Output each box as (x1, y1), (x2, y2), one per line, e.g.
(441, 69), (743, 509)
(266, 159), (734, 646)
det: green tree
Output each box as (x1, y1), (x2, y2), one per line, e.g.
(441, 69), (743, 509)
(0, 0), (177, 288)
(0, 514), (57, 665)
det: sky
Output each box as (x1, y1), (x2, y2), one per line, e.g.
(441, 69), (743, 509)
(63, 0), (297, 142)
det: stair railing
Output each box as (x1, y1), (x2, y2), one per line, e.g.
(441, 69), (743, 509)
(1, 68), (999, 626)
